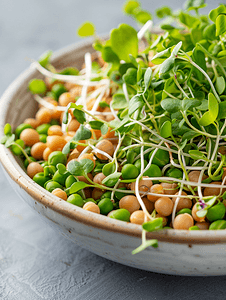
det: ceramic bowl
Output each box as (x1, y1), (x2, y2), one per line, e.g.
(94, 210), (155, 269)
(1, 40), (226, 276)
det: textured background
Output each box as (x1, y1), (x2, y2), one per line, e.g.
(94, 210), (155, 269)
(1, 1), (226, 299)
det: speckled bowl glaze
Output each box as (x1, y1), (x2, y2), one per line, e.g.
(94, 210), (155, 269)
(1, 40), (226, 276)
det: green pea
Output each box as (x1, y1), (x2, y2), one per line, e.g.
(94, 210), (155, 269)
(126, 148), (139, 164)
(41, 161), (49, 168)
(134, 159), (148, 171)
(143, 164), (162, 180)
(48, 151), (67, 166)
(45, 180), (63, 192)
(15, 123), (32, 138)
(39, 134), (47, 143)
(98, 198), (114, 215)
(28, 79), (47, 94)
(83, 198), (97, 204)
(101, 191), (112, 199)
(121, 164), (139, 179)
(52, 170), (70, 186)
(109, 208), (130, 222)
(11, 139), (25, 156)
(24, 156), (36, 168)
(36, 123), (51, 135)
(209, 220), (226, 230)
(33, 172), (51, 187)
(65, 175), (77, 188)
(189, 226), (200, 230)
(67, 194), (84, 207)
(206, 202), (226, 222)
(149, 149), (169, 167)
(51, 83), (67, 100)
(176, 208), (192, 216)
(114, 187), (128, 200)
(165, 168), (183, 179)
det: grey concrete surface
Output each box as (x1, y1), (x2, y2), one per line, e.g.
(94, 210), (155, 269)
(0, 1), (226, 299)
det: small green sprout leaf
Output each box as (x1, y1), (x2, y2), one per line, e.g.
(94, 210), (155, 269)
(161, 98), (181, 113)
(144, 67), (152, 91)
(199, 93), (219, 127)
(100, 123), (108, 135)
(102, 172), (122, 187)
(128, 94), (144, 116)
(110, 24), (138, 62)
(67, 160), (84, 176)
(73, 125), (92, 141)
(102, 161), (116, 176)
(142, 218), (163, 232)
(216, 76), (225, 95)
(77, 22), (95, 37)
(4, 123), (12, 135)
(123, 0), (140, 15)
(216, 14), (226, 36)
(38, 50), (53, 68)
(5, 134), (15, 148)
(73, 109), (86, 124)
(112, 94), (128, 109)
(123, 68), (137, 85)
(69, 181), (91, 194)
(132, 239), (158, 254)
(160, 120), (172, 138)
(189, 150), (207, 160)
(80, 159), (94, 174)
(209, 5), (226, 23)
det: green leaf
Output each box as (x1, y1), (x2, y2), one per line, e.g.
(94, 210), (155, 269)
(196, 209), (207, 218)
(123, 68), (137, 85)
(156, 6), (172, 18)
(101, 46), (120, 64)
(73, 125), (92, 141)
(101, 123), (108, 135)
(189, 150), (206, 160)
(89, 120), (103, 130)
(218, 101), (226, 120)
(79, 159), (94, 174)
(159, 57), (175, 76)
(4, 123), (12, 135)
(181, 99), (201, 111)
(199, 93), (219, 126)
(179, 11), (199, 28)
(0, 136), (7, 144)
(38, 50), (52, 68)
(128, 94), (144, 116)
(216, 14), (226, 36)
(160, 120), (172, 138)
(151, 48), (171, 65)
(5, 134), (15, 148)
(102, 172), (122, 187)
(112, 93), (128, 109)
(144, 67), (152, 91)
(77, 22), (95, 37)
(182, 130), (201, 141)
(209, 5), (226, 23)
(216, 76), (225, 95)
(142, 218), (163, 232)
(102, 161), (116, 176)
(70, 181), (90, 194)
(203, 24), (216, 41)
(110, 24), (138, 62)
(161, 98), (181, 113)
(132, 239), (158, 254)
(67, 160), (84, 176)
(73, 109), (86, 124)
(133, 9), (152, 24)
(171, 41), (183, 57)
(123, 0), (140, 14)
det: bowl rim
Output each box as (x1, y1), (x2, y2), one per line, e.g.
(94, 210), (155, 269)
(1, 38), (226, 245)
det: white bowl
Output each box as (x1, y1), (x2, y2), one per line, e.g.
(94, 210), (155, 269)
(1, 40), (226, 276)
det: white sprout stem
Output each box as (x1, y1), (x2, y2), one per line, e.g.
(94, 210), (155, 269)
(141, 176), (226, 190)
(34, 94), (66, 111)
(78, 146), (91, 158)
(32, 61), (109, 86)
(110, 102), (120, 120)
(135, 139), (154, 219)
(112, 132), (123, 172)
(171, 172), (186, 225)
(111, 179), (121, 201)
(81, 53), (92, 111)
(137, 20), (153, 40)
(88, 143), (113, 161)
(123, 83), (130, 102)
